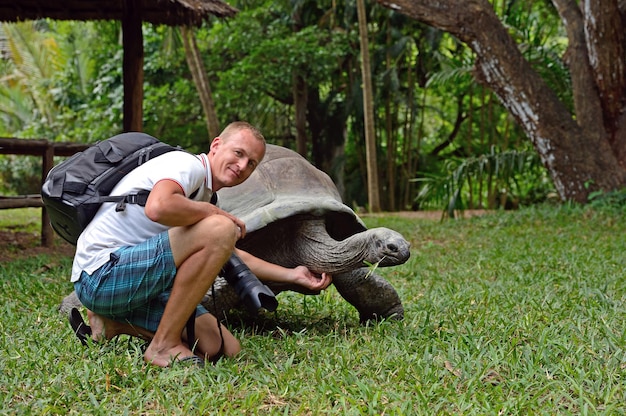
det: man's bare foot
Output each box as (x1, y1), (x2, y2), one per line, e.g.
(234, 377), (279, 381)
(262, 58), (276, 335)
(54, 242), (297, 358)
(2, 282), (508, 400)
(87, 310), (154, 342)
(144, 342), (200, 368)
(86, 310), (109, 342)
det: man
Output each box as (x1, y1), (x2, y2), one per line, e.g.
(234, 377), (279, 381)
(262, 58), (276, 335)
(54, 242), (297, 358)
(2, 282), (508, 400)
(71, 121), (332, 367)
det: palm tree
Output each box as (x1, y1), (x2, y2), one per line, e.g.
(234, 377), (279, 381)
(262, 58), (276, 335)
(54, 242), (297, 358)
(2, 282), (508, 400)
(0, 20), (100, 139)
(0, 21), (62, 133)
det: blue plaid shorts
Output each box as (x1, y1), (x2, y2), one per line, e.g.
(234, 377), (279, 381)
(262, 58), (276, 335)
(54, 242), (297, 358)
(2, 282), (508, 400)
(74, 231), (208, 333)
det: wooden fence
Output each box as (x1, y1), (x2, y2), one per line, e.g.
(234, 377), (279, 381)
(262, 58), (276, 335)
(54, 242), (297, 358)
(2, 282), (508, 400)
(0, 138), (89, 247)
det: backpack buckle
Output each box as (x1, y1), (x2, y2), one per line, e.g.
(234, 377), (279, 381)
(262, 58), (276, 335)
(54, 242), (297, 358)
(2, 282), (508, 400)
(115, 199), (127, 212)
(115, 193), (139, 212)
(126, 194), (140, 204)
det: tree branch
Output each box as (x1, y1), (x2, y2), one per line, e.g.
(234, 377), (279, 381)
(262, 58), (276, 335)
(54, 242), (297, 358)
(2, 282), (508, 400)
(431, 94), (466, 157)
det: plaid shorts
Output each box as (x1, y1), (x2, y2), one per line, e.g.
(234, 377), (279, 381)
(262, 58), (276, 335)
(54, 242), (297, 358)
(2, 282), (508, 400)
(74, 231), (208, 333)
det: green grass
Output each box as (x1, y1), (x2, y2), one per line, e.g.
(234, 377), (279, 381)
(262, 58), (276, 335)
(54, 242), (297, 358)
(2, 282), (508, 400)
(1, 206), (625, 414)
(0, 207), (41, 232)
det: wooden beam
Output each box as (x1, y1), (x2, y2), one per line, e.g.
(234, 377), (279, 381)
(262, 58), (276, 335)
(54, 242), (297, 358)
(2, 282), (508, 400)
(0, 196), (44, 209)
(0, 138), (49, 154)
(0, 138), (89, 246)
(122, 0), (144, 132)
(0, 138), (89, 156)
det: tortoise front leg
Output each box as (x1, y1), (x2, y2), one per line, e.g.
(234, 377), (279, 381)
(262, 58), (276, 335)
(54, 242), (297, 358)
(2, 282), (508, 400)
(332, 268), (404, 323)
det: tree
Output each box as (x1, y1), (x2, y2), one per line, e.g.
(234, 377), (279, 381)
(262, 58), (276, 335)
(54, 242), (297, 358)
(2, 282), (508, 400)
(356, 0), (381, 212)
(180, 25), (220, 139)
(376, 0), (626, 203)
(201, 1), (356, 172)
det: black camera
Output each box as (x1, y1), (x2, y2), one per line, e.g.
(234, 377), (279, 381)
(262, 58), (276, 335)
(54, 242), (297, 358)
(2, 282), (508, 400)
(221, 253), (278, 313)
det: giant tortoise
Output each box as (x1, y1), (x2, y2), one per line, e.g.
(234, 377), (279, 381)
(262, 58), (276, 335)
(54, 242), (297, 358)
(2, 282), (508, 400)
(61, 144), (410, 323)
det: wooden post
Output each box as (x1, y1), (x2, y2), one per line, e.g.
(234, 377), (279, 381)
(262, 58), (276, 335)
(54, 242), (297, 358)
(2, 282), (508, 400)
(41, 141), (54, 247)
(122, 0), (144, 132)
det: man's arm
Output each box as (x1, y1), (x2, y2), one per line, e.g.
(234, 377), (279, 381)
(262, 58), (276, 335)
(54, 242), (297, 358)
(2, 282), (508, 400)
(144, 179), (247, 236)
(235, 248), (332, 292)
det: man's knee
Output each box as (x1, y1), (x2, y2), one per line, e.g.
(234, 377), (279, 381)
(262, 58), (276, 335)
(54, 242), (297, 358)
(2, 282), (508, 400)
(194, 215), (239, 251)
(169, 214), (239, 266)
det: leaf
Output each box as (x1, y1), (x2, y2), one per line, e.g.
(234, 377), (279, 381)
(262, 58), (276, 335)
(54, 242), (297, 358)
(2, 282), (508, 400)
(444, 360), (462, 377)
(481, 369), (504, 385)
(363, 256), (386, 279)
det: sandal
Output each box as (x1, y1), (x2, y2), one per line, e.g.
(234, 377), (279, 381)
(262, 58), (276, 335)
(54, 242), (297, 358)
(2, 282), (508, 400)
(170, 355), (205, 369)
(68, 307), (92, 346)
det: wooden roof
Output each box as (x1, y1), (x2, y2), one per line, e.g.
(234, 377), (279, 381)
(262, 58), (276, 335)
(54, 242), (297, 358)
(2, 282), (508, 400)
(0, 0), (238, 26)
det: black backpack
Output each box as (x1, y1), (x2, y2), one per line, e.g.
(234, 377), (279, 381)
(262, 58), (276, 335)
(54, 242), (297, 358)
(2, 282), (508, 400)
(41, 132), (180, 245)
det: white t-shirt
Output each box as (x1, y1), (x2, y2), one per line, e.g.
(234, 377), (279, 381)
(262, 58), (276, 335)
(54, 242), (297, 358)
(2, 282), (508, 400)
(71, 151), (214, 282)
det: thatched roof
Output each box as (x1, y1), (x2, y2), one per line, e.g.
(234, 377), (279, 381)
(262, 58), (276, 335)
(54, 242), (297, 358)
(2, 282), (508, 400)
(0, 0), (238, 26)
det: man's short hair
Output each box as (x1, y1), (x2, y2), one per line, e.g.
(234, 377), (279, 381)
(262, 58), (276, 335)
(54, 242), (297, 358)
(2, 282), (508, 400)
(220, 121), (265, 145)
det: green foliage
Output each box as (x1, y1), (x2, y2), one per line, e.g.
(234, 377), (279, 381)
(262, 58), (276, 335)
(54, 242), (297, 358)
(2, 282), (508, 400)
(0, 155), (41, 194)
(588, 188), (626, 213)
(414, 147), (555, 214)
(202, 1), (354, 137)
(0, 1), (592, 209)
(0, 21), (60, 135)
(0, 21), (208, 144)
(502, 0), (572, 110)
(1, 207), (625, 414)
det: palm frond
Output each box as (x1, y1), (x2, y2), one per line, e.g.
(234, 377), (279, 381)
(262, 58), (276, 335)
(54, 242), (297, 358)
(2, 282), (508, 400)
(0, 21), (65, 130)
(413, 147), (550, 216)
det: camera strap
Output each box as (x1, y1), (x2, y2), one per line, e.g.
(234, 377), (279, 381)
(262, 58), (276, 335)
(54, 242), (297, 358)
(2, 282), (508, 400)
(185, 312), (196, 352)
(184, 187), (204, 355)
(209, 191), (225, 362)
(185, 284), (225, 364)
(209, 284), (225, 364)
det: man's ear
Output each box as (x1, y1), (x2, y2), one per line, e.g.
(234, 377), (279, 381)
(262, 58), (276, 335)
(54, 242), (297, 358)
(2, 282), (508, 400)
(209, 137), (221, 153)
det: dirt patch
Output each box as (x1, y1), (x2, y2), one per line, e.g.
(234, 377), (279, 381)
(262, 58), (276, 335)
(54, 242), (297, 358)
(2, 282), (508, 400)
(0, 230), (75, 263)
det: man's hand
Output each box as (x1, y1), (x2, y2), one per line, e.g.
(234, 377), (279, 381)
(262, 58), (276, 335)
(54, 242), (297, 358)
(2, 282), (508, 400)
(289, 266), (333, 292)
(212, 207), (247, 239)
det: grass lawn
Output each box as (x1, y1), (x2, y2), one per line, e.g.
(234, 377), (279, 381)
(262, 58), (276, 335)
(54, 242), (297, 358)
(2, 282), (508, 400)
(0, 205), (624, 414)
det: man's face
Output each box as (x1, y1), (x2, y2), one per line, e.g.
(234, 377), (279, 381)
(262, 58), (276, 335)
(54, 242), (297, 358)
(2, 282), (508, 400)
(209, 129), (265, 190)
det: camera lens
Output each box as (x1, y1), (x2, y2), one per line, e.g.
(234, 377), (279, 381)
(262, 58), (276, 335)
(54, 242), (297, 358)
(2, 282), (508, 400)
(221, 253), (278, 313)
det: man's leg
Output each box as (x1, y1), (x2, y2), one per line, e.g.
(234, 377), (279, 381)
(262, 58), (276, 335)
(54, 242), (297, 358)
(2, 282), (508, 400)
(186, 313), (241, 360)
(88, 308), (241, 360)
(143, 214), (238, 367)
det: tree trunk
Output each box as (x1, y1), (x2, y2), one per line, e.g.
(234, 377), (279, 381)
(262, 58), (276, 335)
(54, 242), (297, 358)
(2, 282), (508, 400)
(293, 73), (308, 156)
(290, 6), (309, 157)
(376, 0), (626, 203)
(180, 26), (220, 140)
(554, 0), (626, 165)
(357, 0), (381, 212)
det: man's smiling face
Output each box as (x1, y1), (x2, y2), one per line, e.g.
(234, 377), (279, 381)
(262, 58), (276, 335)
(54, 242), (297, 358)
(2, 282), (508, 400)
(208, 129), (265, 191)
